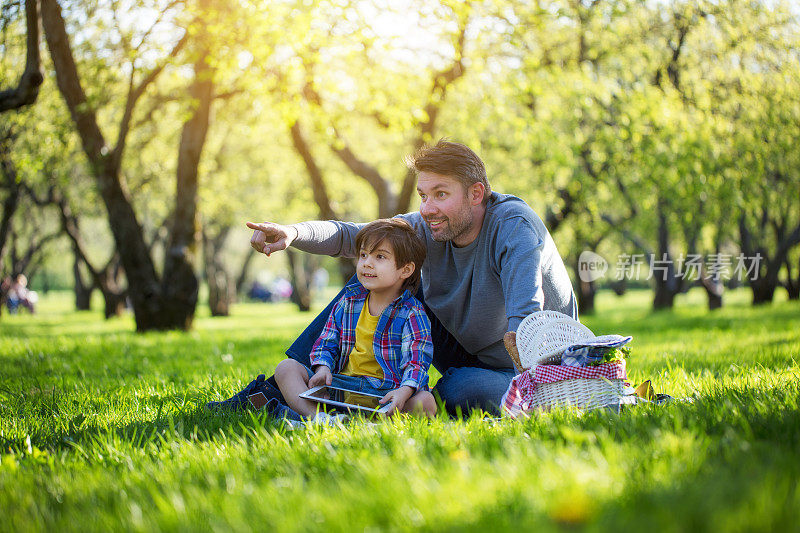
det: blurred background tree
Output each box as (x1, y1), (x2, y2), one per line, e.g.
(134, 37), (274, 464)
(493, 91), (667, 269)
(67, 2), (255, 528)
(1, 0), (798, 328)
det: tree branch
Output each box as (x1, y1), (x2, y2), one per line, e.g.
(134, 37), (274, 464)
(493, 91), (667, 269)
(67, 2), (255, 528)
(0, 0), (43, 113)
(600, 213), (654, 257)
(113, 29), (189, 172)
(41, 0), (108, 164)
(397, 14), (469, 213)
(289, 120), (337, 220)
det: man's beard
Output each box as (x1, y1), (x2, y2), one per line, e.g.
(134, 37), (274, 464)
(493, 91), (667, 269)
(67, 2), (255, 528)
(428, 203), (474, 243)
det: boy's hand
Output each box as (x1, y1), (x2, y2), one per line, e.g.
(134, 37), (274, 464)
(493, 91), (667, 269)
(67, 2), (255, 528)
(246, 221), (298, 257)
(307, 366), (332, 389)
(379, 386), (414, 415)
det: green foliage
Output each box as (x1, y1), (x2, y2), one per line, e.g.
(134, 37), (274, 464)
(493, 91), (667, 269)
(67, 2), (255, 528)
(1, 289), (799, 530)
(3, 0), (799, 301)
(586, 345), (630, 366)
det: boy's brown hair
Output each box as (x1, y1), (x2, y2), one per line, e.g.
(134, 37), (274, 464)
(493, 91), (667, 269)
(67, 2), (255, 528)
(406, 138), (492, 205)
(356, 218), (426, 293)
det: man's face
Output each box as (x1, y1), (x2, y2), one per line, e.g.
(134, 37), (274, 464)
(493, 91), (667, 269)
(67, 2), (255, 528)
(417, 172), (475, 244)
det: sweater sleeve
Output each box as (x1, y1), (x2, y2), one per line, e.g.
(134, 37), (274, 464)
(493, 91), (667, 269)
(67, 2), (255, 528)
(292, 213), (427, 258)
(292, 220), (367, 258)
(494, 216), (546, 332)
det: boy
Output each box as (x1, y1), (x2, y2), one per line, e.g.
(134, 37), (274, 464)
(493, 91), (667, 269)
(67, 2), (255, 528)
(272, 218), (437, 419)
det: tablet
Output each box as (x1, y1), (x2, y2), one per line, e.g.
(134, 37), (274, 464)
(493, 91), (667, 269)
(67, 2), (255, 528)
(299, 385), (394, 415)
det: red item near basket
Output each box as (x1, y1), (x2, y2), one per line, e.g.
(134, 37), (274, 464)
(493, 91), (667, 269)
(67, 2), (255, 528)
(502, 360), (628, 417)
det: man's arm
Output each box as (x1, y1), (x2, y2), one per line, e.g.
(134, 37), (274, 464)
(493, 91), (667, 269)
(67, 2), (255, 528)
(247, 210), (428, 260)
(246, 220), (366, 259)
(495, 216), (546, 332)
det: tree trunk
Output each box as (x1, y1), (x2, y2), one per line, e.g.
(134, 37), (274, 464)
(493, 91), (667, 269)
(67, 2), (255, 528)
(738, 215), (797, 306)
(234, 248), (257, 296)
(337, 257), (356, 285)
(751, 279), (777, 305)
(0, 134), (22, 275)
(572, 253), (596, 315)
(746, 252), (781, 305)
(701, 277), (723, 310)
(57, 193), (126, 317)
(203, 227), (232, 317)
(577, 279), (596, 315)
(99, 276), (127, 318)
(652, 201), (680, 310)
(160, 48), (213, 329)
(207, 269), (231, 317)
(286, 248), (312, 312)
(609, 278), (627, 296)
(784, 256), (799, 300)
(73, 256), (92, 310)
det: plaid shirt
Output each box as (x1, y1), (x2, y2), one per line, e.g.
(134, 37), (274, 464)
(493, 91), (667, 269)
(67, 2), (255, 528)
(309, 282), (433, 391)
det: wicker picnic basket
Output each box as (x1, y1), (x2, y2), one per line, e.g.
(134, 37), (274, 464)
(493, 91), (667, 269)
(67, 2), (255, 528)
(503, 312), (626, 412)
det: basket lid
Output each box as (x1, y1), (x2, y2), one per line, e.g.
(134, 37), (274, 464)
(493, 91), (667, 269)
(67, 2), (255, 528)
(516, 311), (595, 367)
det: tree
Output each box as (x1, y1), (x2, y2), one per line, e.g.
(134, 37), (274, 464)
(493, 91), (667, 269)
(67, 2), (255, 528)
(38, 0), (226, 330)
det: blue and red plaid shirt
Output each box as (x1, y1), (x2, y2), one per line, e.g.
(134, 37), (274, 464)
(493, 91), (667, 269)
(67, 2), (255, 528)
(309, 282), (433, 391)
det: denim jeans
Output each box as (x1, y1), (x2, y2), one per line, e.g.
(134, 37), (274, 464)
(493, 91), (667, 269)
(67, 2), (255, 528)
(273, 275), (514, 416)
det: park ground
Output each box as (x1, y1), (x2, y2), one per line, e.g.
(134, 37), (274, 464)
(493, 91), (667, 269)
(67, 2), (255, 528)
(1, 288), (799, 531)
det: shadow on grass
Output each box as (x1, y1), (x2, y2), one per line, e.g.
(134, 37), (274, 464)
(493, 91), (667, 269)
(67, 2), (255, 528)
(587, 303), (800, 336)
(433, 380), (800, 530)
(4, 401), (289, 457)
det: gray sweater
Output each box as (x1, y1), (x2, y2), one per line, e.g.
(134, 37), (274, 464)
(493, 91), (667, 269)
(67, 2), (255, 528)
(292, 192), (578, 369)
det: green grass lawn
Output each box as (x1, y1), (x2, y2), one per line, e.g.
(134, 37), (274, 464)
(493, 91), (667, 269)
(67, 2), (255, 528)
(1, 288), (799, 532)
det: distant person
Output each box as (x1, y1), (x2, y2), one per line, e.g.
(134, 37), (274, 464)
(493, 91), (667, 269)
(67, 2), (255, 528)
(6, 274), (37, 314)
(271, 277), (293, 300)
(209, 219), (436, 420)
(247, 280), (273, 302)
(218, 140), (577, 416)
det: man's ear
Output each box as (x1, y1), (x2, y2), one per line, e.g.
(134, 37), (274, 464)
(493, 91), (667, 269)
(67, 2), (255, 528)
(399, 262), (415, 280)
(469, 182), (485, 206)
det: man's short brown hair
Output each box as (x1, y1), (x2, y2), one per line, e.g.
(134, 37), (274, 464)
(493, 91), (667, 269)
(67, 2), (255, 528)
(406, 139), (491, 204)
(356, 218), (426, 293)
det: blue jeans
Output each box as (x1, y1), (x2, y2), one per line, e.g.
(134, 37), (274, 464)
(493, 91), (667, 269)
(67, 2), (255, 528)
(278, 276), (514, 416)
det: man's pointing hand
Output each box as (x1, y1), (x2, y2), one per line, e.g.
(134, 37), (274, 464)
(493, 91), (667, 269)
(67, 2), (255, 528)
(246, 221), (298, 257)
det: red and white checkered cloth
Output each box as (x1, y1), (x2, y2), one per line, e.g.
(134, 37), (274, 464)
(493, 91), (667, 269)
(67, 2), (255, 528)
(502, 361), (628, 417)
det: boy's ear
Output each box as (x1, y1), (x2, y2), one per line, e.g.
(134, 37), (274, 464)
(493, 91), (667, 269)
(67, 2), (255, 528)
(399, 262), (415, 280)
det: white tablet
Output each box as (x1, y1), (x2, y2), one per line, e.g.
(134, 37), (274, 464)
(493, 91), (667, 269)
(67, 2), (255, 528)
(299, 385), (394, 415)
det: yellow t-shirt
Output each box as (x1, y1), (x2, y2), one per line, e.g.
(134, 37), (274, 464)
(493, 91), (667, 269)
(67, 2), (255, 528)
(341, 296), (384, 407)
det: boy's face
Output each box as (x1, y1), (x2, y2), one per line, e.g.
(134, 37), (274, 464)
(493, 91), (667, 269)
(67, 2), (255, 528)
(356, 239), (413, 295)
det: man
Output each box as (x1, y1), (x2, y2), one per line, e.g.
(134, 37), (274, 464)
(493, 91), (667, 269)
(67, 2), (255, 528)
(211, 140), (577, 415)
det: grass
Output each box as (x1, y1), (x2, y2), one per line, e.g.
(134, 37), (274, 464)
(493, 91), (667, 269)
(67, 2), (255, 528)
(1, 287), (799, 532)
